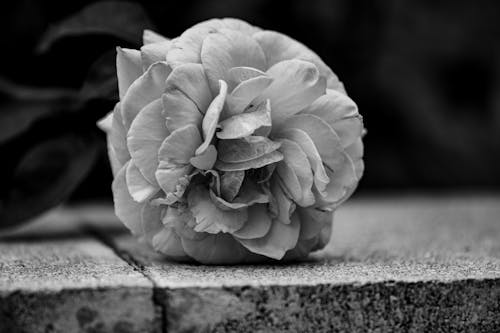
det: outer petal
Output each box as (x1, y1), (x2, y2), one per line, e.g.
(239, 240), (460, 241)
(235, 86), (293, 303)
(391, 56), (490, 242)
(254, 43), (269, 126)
(126, 161), (159, 202)
(140, 204), (163, 244)
(345, 138), (365, 179)
(319, 151), (358, 205)
(196, 80), (228, 155)
(141, 41), (172, 71)
(217, 100), (271, 139)
(253, 30), (345, 92)
(201, 29), (267, 94)
(162, 90), (203, 133)
(165, 63), (212, 112)
(255, 59), (326, 126)
(277, 114), (344, 172)
(112, 162), (145, 236)
(157, 124), (201, 166)
(127, 99), (166, 184)
(276, 128), (329, 195)
(277, 138), (315, 207)
(116, 47), (142, 99)
(152, 227), (188, 259)
(143, 29), (169, 45)
(121, 61), (171, 129)
(297, 207), (332, 240)
(110, 102), (130, 166)
(188, 186), (247, 234)
(237, 214), (300, 260)
(181, 233), (247, 264)
(233, 204), (272, 239)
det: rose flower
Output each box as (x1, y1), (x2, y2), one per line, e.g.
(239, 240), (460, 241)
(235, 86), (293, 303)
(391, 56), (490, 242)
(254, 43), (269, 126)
(99, 18), (364, 264)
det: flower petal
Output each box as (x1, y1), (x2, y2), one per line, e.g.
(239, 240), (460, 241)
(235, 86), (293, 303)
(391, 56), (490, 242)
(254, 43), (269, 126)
(253, 30), (345, 92)
(152, 227), (188, 259)
(162, 90), (203, 133)
(121, 61), (171, 129)
(218, 136), (281, 163)
(319, 151), (357, 205)
(345, 138), (365, 179)
(155, 165), (193, 195)
(140, 204), (163, 244)
(217, 100), (271, 139)
(116, 47), (142, 99)
(276, 160), (302, 205)
(201, 29), (266, 94)
(233, 204), (272, 239)
(97, 111), (113, 133)
(255, 59), (326, 126)
(277, 114), (344, 172)
(190, 144), (217, 170)
(127, 99), (167, 184)
(228, 66), (267, 84)
(277, 138), (315, 207)
(163, 206), (206, 241)
(226, 76), (273, 115)
(165, 63), (212, 112)
(181, 233), (247, 264)
(110, 102), (130, 166)
(126, 161), (159, 202)
(276, 128), (329, 195)
(112, 162), (145, 236)
(196, 80), (227, 155)
(215, 150), (283, 172)
(269, 177), (295, 224)
(237, 214), (300, 260)
(188, 186), (248, 234)
(297, 207), (332, 240)
(158, 124), (201, 166)
(220, 170), (245, 201)
(143, 29), (169, 45)
(301, 89), (362, 147)
(140, 41), (172, 71)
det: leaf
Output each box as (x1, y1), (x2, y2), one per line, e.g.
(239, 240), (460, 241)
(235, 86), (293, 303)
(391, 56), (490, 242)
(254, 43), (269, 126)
(37, 1), (153, 53)
(0, 135), (98, 230)
(80, 49), (118, 101)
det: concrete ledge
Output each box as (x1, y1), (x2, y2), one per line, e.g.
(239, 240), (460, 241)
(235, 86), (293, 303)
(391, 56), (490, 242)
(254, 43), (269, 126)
(1, 196), (500, 332)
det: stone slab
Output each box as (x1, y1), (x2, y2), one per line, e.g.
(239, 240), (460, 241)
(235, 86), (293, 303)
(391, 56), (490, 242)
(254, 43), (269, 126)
(0, 210), (158, 333)
(110, 195), (500, 332)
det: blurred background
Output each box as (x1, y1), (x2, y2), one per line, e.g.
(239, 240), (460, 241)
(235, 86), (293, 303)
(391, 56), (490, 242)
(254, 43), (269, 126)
(1, 0), (499, 227)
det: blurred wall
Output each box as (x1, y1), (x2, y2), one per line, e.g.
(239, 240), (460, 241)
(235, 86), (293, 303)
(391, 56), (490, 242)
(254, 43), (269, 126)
(1, 0), (499, 200)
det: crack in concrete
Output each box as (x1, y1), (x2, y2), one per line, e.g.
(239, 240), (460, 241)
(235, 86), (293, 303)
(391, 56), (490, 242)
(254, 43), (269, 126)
(82, 224), (168, 333)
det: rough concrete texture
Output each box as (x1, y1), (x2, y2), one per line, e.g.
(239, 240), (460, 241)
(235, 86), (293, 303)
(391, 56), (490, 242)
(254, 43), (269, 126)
(1, 196), (500, 332)
(0, 214), (157, 333)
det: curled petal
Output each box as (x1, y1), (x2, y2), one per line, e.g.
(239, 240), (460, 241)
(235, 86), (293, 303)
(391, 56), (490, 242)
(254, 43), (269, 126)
(141, 41), (172, 70)
(277, 114), (344, 172)
(228, 66), (267, 84)
(277, 138), (315, 207)
(226, 76), (273, 116)
(163, 90), (203, 133)
(158, 124), (202, 166)
(276, 161), (302, 205)
(196, 80), (227, 155)
(188, 186), (248, 234)
(211, 179), (269, 210)
(143, 29), (169, 45)
(126, 161), (159, 202)
(345, 138), (365, 179)
(255, 59), (326, 126)
(220, 170), (245, 201)
(121, 61), (171, 129)
(110, 103), (130, 166)
(253, 30), (345, 92)
(165, 63), (212, 112)
(181, 233), (247, 264)
(112, 162), (145, 236)
(215, 150), (283, 172)
(217, 100), (271, 139)
(152, 227), (188, 259)
(218, 136), (281, 163)
(127, 99), (167, 184)
(237, 214), (300, 260)
(233, 204), (272, 239)
(190, 144), (217, 170)
(116, 47), (142, 99)
(97, 111), (112, 133)
(276, 128), (329, 195)
(201, 29), (266, 94)
(297, 207), (333, 240)
(319, 152), (358, 205)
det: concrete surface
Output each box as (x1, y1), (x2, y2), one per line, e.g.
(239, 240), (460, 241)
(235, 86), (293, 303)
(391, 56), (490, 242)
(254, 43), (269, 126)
(1, 195), (500, 332)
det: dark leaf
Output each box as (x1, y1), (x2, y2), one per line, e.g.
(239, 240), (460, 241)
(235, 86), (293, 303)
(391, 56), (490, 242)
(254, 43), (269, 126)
(37, 1), (153, 53)
(80, 50), (118, 101)
(0, 135), (99, 230)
